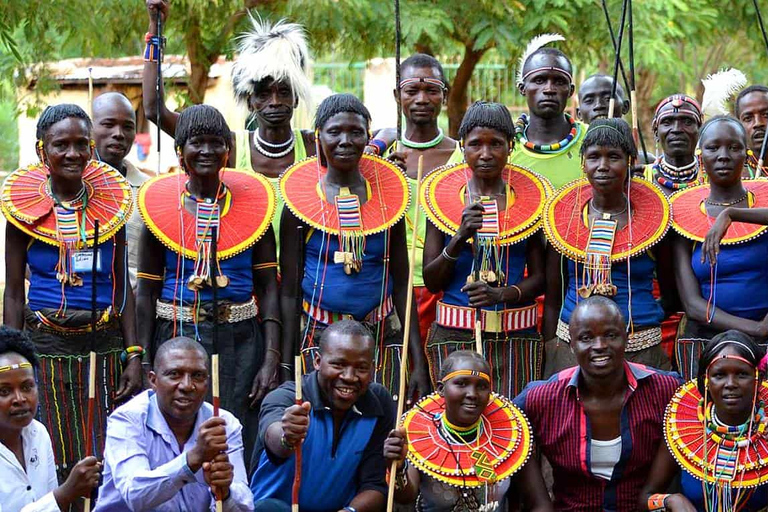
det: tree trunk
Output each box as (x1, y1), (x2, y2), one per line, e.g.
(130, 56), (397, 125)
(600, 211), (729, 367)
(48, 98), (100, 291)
(447, 45), (486, 138)
(183, 16), (209, 105)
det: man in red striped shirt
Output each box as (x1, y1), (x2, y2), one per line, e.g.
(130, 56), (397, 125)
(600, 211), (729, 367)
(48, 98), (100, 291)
(514, 296), (681, 511)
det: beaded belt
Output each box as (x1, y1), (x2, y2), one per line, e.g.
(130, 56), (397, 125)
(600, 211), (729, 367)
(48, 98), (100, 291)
(33, 307), (115, 336)
(556, 319), (661, 352)
(435, 301), (538, 333)
(302, 296), (393, 325)
(156, 297), (258, 324)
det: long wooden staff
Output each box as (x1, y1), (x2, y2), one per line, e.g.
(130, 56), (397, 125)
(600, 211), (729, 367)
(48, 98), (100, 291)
(395, 0), (402, 140)
(607, 0), (629, 119)
(210, 225), (223, 512)
(292, 224), (304, 512)
(156, 11), (163, 176)
(386, 156), (423, 512)
(83, 219), (99, 512)
(472, 238), (483, 356)
(752, 0), (768, 168)
(600, 0), (648, 160)
(292, 357), (303, 512)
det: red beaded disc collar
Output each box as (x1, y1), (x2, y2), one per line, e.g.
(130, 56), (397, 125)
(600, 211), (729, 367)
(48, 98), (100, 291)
(401, 392), (532, 488)
(670, 180), (768, 244)
(420, 162), (552, 246)
(138, 168), (275, 259)
(1, 160), (133, 246)
(543, 177), (670, 262)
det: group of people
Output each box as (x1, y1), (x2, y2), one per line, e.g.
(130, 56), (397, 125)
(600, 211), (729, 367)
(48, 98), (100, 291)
(4, 0), (768, 510)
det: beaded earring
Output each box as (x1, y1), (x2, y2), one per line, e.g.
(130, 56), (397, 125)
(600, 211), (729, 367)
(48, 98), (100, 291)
(176, 147), (185, 172)
(90, 139), (96, 159)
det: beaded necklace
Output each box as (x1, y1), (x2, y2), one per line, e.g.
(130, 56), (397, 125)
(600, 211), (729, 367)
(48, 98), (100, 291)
(746, 151), (768, 179)
(653, 156), (702, 191)
(48, 180), (89, 288)
(254, 130), (295, 159)
(401, 128), (445, 150)
(184, 181), (229, 291)
(515, 113), (578, 153)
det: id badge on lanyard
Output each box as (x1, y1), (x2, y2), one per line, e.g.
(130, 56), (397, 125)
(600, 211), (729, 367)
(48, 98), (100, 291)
(71, 248), (102, 273)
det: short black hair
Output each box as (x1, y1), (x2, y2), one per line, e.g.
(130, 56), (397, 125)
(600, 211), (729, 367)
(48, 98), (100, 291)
(458, 101), (515, 143)
(314, 93), (371, 131)
(438, 350), (490, 380)
(318, 320), (374, 355)
(697, 330), (764, 397)
(570, 295), (626, 326)
(154, 336), (209, 371)
(401, 53), (447, 84)
(699, 114), (747, 145)
(580, 117), (637, 160)
(0, 326), (39, 370)
(579, 74), (627, 100)
(36, 104), (92, 140)
(523, 47), (573, 77)
(175, 104), (232, 151)
(735, 85), (768, 117)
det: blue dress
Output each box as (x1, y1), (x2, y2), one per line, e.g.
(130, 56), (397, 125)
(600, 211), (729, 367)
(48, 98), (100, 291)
(559, 251), (664, 327)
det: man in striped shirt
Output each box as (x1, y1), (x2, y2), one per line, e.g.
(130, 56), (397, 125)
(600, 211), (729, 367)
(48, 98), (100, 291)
(514, 296), (681, 511)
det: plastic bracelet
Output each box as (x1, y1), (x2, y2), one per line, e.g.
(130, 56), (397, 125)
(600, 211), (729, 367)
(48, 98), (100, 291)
(368, 139), (388, 156)
(647, 494), (669, 511)
(441, 247), (459, 262)
(120, 346), (146, 365)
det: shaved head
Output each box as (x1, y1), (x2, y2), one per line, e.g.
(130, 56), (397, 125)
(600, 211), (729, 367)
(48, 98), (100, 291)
(92, 92), (134, 117)
(154, 336), (209, 371)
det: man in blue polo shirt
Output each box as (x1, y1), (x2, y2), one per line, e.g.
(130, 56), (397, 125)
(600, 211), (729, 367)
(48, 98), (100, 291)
(250, 320), (395, 512)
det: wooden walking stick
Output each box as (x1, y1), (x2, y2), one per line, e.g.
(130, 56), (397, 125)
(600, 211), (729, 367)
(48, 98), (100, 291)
(83, 219), (99, 512)
(291, 224), (305, 511)
(386, 156), (423, 512)
(156, 10), (163, 176)
(607, 0), (629, 119)
(472, 238), (483, 357)
(292, 356), (303, 512)
(210, 225), (223, 512)
(752, 0), (768, 169)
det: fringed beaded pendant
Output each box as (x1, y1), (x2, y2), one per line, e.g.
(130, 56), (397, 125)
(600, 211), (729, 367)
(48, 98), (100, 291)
(188, 201), (229, 291)
(467, 197), (504, 285)
(579, 217), (618, 298)
(54, 205), (85, 287)
(334, 187), (365, 275)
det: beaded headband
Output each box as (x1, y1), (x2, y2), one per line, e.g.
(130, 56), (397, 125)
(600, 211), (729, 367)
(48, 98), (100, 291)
(653, 94), (702, 129)
(0, 362), (32, 373)
(520, 66), (573, 85)
(399, 77), (447, 90)
(708, 339), (757, 362)
(441, 369), (491, 383)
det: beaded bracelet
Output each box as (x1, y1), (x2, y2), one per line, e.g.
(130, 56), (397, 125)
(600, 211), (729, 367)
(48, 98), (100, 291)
(120, 345), (146, 365)
(143, 33), (165, 63)
(647, 494), (669, 511)
(367, 139), (388, 156)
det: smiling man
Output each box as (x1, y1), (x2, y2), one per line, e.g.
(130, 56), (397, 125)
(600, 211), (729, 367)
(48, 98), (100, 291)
(250, 320), (395, 512)
(576, 74), (629, 125)
(514, 296), (681, 511)
(95, 337), (253, 511)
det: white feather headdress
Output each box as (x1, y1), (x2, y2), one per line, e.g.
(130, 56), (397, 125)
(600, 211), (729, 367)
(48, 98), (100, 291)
(516, 33), (566, 85)
(701, 68), (747, 119)
(231, 13), (312, 110)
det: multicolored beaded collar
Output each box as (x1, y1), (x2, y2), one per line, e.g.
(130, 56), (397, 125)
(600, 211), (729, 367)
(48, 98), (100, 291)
(515, 113), (578, 153)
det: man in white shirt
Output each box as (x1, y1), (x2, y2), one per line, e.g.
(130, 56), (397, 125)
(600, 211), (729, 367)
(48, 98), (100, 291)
(95, 336), (253, 511)
(0, 326), (100, 512)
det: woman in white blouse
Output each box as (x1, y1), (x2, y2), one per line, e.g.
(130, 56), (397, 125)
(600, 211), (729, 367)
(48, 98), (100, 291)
(0, 327), (101, 511)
